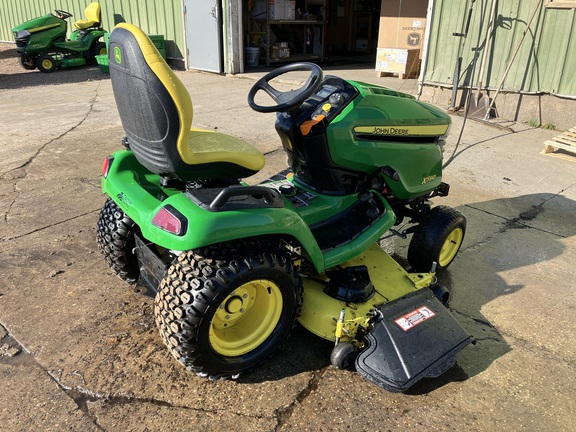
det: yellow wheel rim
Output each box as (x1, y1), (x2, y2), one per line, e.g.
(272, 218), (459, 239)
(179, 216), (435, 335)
(438, 227), (463, 267)
(209, 279), (283, 357)
(41, 59), (53, 69)
(99, 47), (107, 56)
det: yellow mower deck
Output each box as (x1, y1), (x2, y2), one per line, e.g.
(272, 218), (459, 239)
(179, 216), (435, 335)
(298, 243), (435, 343)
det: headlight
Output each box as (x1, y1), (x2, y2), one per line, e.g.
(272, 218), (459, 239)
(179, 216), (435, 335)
(16, 30), (31, 38)
(438, 123), (452, 154)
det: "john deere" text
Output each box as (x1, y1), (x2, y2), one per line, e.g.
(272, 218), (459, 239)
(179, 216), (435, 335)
(371, 126), (409, 135)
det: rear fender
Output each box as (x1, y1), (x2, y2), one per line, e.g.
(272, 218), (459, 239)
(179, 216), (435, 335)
(102, 151), (325, 271)
(149, 192), (325, 269)
(73, 29), (106, 44)
(63, 29), (106, 50)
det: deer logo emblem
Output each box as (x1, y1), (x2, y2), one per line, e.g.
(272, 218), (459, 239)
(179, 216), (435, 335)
(407, 33), (420, 46)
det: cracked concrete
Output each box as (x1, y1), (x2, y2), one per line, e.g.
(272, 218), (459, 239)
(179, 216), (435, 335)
(0, 58), (575, 431)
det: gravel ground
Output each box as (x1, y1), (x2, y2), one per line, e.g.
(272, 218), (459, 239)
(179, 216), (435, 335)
(0, 42), (108, 91)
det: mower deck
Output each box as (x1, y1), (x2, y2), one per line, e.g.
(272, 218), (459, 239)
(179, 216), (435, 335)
(298, 243), (435, 340)
(299, 244), (472, 392)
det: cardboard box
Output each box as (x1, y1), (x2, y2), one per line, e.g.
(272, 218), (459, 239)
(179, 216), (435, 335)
(378, 0), (427, 57)
(268, 0), (285, 20)
(375, 48), (420, 75)
(285, 1), (296, 20)
(253, 1), (295, 21)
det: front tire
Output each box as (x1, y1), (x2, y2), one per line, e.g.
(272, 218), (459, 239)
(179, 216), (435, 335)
(20, 54), (36, 70)
(96, 198), (140, 283)
(408, 206), (466, 272)
(154, 250), (302, 377)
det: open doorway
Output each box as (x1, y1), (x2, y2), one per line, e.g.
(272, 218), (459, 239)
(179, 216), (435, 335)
(241, 0), (429, 70)
(325, 0), (429, 70)
(325, 0), (381, 60)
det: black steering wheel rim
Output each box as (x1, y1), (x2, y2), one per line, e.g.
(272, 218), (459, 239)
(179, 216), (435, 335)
(247, 62), (323, 113)
(54, 9), (73, 19)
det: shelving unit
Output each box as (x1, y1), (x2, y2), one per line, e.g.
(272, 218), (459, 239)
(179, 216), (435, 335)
(252, 1), (326, 66)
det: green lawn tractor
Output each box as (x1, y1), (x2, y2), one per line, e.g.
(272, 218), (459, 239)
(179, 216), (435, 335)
(97, 23), (473, 392)
(12, 2), (107, 73)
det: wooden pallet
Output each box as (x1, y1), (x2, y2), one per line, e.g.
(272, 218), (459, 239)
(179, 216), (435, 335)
(543, 127), (576, 156)
(376, 70), (418, 80)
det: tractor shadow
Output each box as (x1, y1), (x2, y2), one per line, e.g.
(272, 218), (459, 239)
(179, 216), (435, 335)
(241, 193), (576, 394)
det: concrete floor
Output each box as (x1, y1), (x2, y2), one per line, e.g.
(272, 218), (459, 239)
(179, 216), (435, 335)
(0, 62), (575, 431)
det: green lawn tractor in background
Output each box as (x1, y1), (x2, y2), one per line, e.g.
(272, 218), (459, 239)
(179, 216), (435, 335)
(97, 23), (473, 392)
(12, 2), (106, 73)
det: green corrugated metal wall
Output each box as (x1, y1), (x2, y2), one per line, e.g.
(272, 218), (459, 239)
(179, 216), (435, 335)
(425, 0), (576, 96)
(0, 0), (185, 60)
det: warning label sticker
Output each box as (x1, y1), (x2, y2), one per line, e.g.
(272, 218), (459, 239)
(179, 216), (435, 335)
(394, 306), (436, 331)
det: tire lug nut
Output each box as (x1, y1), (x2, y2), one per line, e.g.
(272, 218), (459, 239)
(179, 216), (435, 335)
(225, 315), (230, 320)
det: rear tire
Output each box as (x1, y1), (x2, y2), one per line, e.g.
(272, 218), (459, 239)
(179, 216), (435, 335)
(96, 198), (140, 283)
(408, 206), (466, 272)
(154, 250), (302, 378)
(89, 41), (106, 62)
(36, 54), (57, 73)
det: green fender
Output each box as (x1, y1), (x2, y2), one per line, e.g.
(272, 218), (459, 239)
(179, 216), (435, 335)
(102, 150), (326, 271)
(103, 150), (398, 273)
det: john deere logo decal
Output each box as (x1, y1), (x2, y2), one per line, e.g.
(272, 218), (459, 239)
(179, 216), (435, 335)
(114, 46), (122, 64)
(354, 125), (449, 136)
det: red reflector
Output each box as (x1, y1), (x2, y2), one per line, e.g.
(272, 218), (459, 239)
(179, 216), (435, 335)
(102, 157), (113, 178)
(152, 207), (183, 235)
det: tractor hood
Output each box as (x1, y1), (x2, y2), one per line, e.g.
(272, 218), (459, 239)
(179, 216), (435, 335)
(325, 81), (452, 199)
(13, 14), (62, 33)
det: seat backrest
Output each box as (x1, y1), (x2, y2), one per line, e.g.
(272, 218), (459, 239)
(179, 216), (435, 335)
(108, 23), (193, 175)
(84, 2), (101, 25)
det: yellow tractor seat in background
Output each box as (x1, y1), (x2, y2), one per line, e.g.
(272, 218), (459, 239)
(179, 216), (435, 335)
(108, 23), (265, 181)
(74, 2), (102, 30)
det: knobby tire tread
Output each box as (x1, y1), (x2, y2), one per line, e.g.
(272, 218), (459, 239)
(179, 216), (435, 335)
(96, 198), (140, 283)
(154, 249), (303, 378)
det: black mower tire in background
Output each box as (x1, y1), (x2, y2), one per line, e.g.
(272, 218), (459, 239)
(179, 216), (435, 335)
(407, 205), (466, 272)
(36, 54), (57, 73)
(20, 54), (36, 70)
(154, 250), (303, 378)
(89, 41), (107, 61)
(96, 198), (140, 283)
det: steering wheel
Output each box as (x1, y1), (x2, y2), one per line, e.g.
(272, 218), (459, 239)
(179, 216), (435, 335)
(54, 9), (73, 19)
(247, 63), (323, 113)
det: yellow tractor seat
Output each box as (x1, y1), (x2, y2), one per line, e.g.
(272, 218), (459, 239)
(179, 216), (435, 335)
(108, 23), (264, 181)
(74, 2), (102, 30)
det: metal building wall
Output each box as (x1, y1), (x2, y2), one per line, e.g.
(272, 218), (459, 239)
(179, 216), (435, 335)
(1, 0), (185, 61)
(425, 0), (576, 97)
